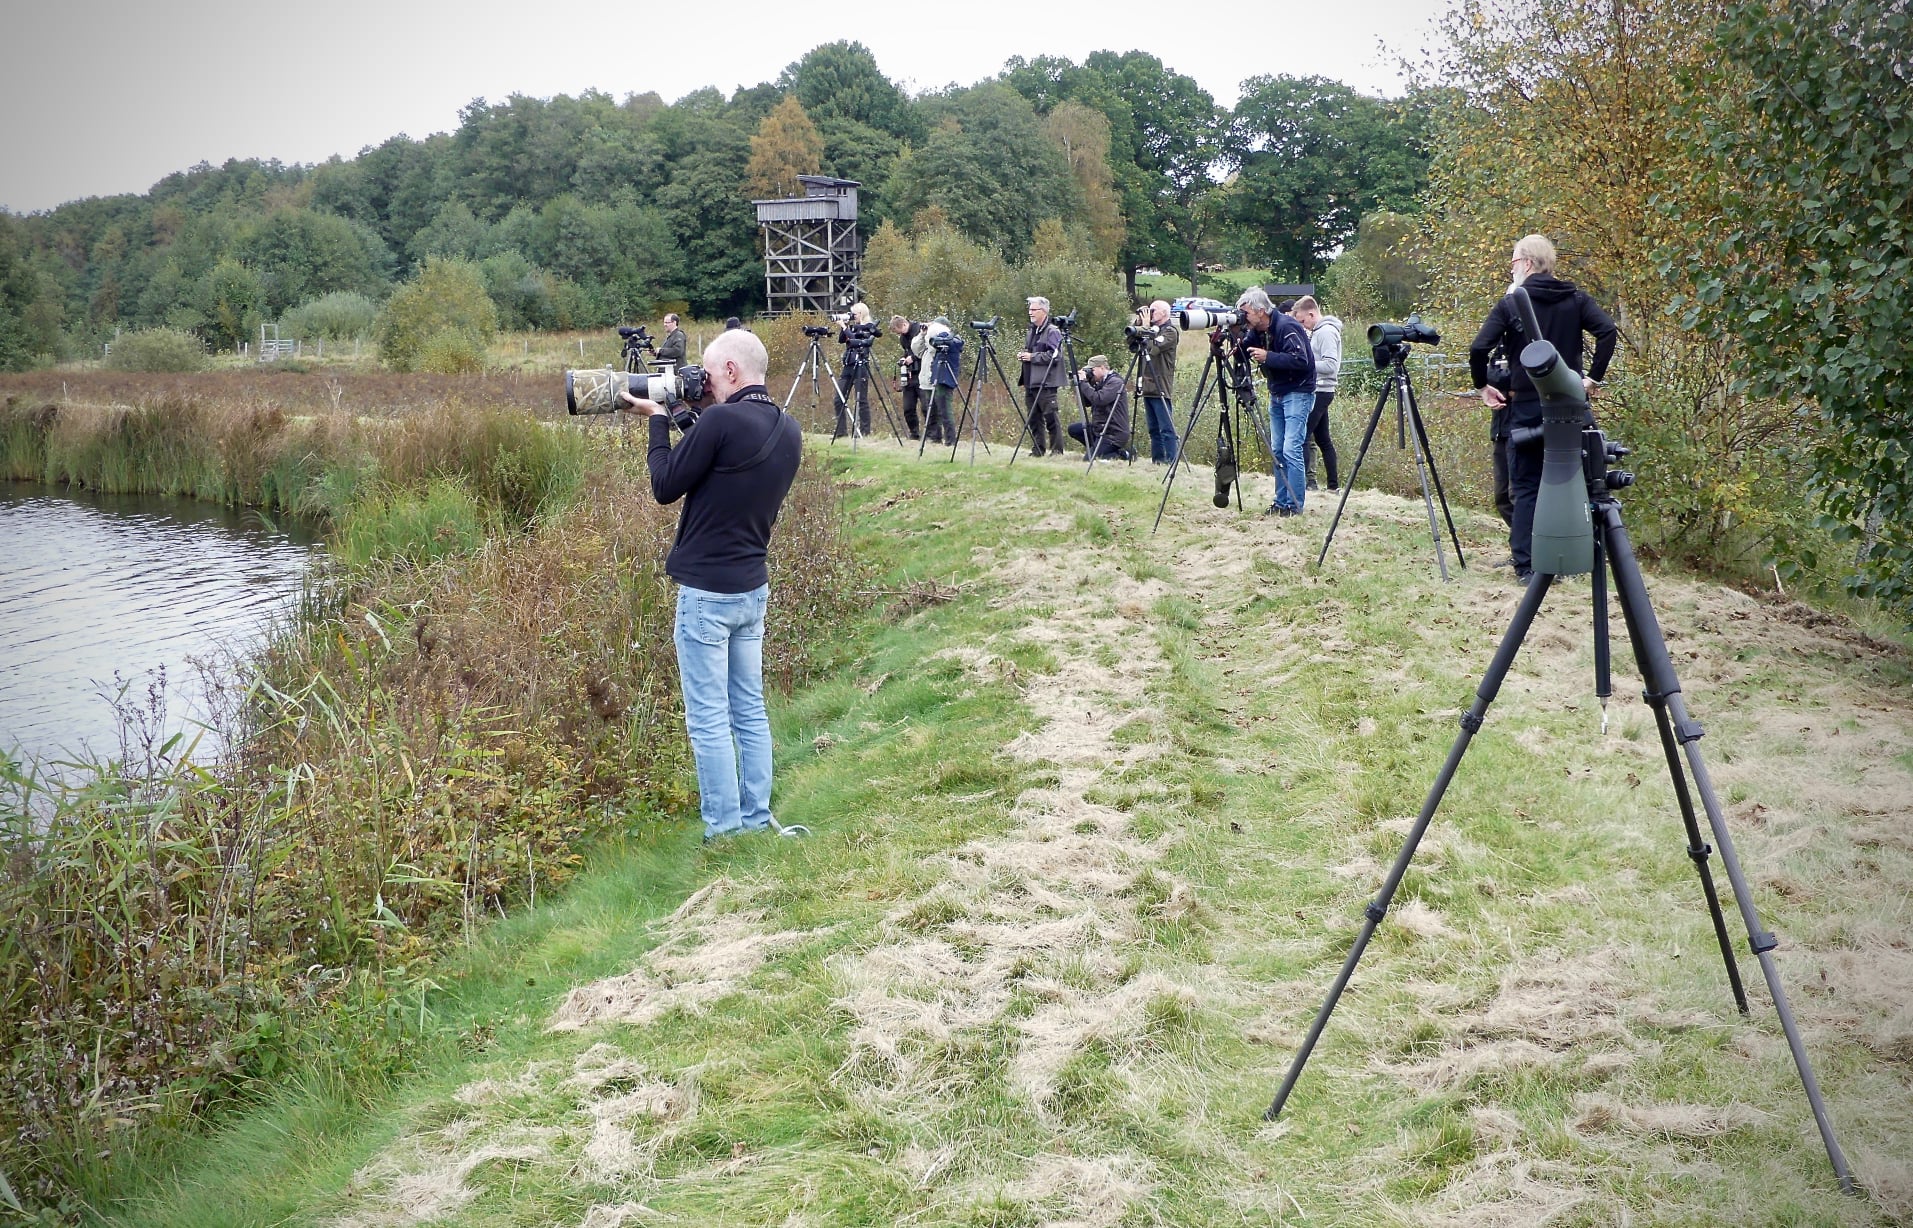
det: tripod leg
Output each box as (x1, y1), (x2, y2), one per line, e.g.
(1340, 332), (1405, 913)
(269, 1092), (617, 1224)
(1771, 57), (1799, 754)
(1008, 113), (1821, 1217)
(1269, 572), (1557, 1120)
(1404, 374), (1468, 569)
(1399, 376), (1452, 581)
(1598, 499), (1852, 1193)
(1151, 375), (1215, 533)
(1315, 380), (1393, 566)
(948, 352), (988, 464)
(989, 344), (1038, 466)
(866, 363), (906, 445)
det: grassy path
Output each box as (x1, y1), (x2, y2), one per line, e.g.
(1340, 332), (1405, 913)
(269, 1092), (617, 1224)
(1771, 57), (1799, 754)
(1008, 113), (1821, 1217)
(106, 441), (1913, 1226)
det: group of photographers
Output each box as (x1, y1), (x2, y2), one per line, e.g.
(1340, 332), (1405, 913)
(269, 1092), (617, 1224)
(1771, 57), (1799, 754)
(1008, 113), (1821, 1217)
(605, 229), (1611, 845)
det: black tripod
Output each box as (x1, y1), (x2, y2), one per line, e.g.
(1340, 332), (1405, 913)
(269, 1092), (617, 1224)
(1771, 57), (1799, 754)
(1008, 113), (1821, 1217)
(1266, 429), (1854, 1195)
(833, 337), (907, 449)
(783, 329), (841, 436)
(947, 322), (1023, 466)
(1153, 330), (1274, 532)
(1317, 345), (1466, 578)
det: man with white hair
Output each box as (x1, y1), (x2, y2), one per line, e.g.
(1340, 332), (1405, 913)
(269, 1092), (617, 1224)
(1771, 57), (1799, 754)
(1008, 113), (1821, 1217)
(1137, 299), (1181, 464)
(1237, 287), (1316, 515)
(1017, 296), (1067, 456)
(620, 328), (803, 843)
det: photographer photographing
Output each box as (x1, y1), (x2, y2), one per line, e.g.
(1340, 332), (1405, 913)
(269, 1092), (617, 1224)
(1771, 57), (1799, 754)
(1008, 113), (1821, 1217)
(618, 329), (803, 843)
(1237, 287), (1316, 516)
(1068, 354), (1133, 460)
(1134, 300), (1181, 464)
(1017, 296), (1067, 457)
(834, 301), (879, 438)
(889, 314), (925, 440)
(1469, 233), (1617, 581)
(921, 318), (963, 445)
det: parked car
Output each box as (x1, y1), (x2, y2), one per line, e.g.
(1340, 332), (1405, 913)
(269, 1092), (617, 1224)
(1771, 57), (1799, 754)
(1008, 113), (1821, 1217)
(1169, 295), (1230, 314)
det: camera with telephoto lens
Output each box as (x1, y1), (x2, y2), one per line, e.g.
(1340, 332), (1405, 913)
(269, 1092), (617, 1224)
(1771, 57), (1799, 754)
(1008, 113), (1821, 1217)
(618, 324), (656, 355)
(1178, 307), (1240, 331)
(564, 364), (709, 430)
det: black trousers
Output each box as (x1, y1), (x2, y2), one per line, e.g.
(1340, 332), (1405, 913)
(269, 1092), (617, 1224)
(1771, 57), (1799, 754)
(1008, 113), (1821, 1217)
(1506, 401), (1545, 573)
(1025, 385), (1062, 453)
(925, 385), (956, 442)
(900, 380), (922, 438)
(834, 361), (872, 435)
(1067, 420), (1130, 460)
(1303, 390), (1339, 488)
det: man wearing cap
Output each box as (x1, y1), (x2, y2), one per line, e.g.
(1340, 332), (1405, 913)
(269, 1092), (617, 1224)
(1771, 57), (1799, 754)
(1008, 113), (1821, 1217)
(1017, 296), (1067, 456)
(1068, 355), (1132, 461)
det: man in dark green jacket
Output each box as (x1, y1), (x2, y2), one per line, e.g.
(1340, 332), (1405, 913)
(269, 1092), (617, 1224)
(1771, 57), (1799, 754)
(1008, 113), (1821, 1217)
(1137, 299), (1180, 463)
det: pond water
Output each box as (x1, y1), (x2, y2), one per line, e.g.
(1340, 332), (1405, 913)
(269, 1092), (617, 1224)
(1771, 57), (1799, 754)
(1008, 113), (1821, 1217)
(0, 482), (318, 768)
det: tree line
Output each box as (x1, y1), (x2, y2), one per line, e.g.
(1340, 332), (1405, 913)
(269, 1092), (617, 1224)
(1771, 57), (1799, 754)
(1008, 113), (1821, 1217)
(0, 41), (1432, 366)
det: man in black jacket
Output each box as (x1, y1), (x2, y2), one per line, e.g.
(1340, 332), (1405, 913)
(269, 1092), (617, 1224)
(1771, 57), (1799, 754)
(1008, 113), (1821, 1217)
(889, 314), (924, 439)
(1237, 287), (1316, 515)
(1470, 233), (1618, 580)
(1067, 354), (1133, 460)
(619, 329), (803, 842)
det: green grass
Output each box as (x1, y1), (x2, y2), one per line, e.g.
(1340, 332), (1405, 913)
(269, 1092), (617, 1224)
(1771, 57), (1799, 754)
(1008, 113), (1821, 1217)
(75, 439), (1913, 1226)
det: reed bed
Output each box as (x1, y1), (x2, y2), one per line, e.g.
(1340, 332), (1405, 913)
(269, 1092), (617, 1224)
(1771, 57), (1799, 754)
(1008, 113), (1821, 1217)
(0, 394), (865, 1205)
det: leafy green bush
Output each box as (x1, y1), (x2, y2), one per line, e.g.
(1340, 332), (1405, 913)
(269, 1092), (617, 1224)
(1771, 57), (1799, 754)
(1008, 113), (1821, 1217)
(104, 327), (207, 372)
(413, 328), (487, 374)
(282, 290), (380, 341)
(376, 258), (498, 373)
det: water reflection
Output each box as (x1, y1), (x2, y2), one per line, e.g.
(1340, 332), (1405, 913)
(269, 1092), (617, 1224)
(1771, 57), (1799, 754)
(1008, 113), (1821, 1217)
(0, 483), (318, 765)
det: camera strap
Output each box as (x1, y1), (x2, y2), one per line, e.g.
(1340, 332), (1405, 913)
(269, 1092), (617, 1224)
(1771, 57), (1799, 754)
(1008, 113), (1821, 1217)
(713, 395), (797, 475)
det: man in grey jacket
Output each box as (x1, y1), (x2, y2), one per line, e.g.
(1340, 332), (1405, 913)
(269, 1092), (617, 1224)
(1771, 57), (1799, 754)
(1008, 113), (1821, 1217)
(655, 313), (688, 367)
(1017, 296), (1067, 456)
(1293, 296), (1341, 492)
(1137, 299), (1181, 464)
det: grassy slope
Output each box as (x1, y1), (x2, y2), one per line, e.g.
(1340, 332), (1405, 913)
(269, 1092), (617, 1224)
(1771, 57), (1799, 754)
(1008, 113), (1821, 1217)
(98, 439), (1913, 1227)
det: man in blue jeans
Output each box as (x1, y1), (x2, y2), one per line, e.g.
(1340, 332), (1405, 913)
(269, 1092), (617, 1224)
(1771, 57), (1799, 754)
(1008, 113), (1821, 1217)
(620, 330), (802, 842)
(1236, 288), (1315, 516)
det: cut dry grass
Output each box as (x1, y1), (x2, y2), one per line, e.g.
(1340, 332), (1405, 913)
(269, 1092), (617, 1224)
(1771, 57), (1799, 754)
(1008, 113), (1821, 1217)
(73, 436), (1913, 1227)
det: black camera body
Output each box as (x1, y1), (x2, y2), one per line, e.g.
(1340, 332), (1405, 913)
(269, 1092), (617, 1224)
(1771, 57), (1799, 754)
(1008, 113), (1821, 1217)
(842, 321), (881, 345)
(929, 332), (958, 351)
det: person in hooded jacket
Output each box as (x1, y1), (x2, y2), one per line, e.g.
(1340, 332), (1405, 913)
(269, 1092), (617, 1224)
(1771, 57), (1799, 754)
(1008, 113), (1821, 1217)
(1292, 296), (1342, 492)
(920, 318), (963, 444)
(1470, 233), (1618, 581)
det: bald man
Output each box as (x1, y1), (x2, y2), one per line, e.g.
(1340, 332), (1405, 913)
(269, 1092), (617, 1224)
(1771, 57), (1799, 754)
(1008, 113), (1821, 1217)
(621, 329), (803, 842)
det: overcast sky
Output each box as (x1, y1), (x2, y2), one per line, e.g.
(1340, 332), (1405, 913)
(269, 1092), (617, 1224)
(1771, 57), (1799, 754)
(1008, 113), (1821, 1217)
(0, 0), (1446, 215)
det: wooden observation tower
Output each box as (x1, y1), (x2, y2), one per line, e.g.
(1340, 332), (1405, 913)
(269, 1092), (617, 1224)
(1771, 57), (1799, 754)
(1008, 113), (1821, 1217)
(753, 175), (862, 315)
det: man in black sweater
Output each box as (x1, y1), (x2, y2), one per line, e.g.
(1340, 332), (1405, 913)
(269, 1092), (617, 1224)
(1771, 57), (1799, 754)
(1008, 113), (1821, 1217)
(620, 329), (802, 842)
(1470, 233), (1618, 580)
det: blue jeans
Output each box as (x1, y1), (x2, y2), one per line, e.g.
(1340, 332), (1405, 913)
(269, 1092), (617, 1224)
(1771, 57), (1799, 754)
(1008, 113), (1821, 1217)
(1143, 395), (1179, 463)
(673, 584), (774, 837)
(1269, 389), (1313, 511)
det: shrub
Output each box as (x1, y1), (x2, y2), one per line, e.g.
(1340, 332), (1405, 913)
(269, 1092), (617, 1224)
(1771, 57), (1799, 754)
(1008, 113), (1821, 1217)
(282, 290), (380, 342)
(104, 327), (207, 372)
(376, 259), (498, 373)
(413, 328), (487, 374)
